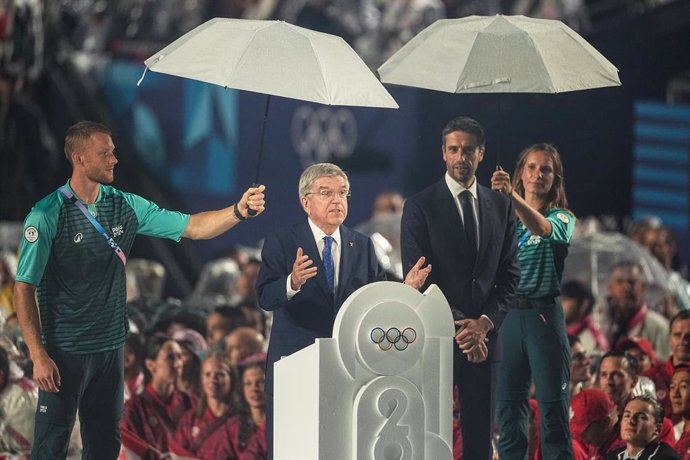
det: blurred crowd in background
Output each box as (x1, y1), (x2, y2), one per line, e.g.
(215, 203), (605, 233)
(0, 0), (688, 458)
(2, 187), (690, 457)
(0, 0), (679, 222)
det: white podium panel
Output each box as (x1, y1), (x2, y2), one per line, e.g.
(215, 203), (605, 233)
(274, 282), (454, 460)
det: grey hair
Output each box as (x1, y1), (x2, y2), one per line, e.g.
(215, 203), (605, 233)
(298, 163), (349, 198)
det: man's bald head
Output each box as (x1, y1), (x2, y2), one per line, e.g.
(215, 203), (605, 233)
(224, 327), (264, 365)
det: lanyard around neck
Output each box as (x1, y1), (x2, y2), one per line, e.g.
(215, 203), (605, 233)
(58, 186), (127, 266)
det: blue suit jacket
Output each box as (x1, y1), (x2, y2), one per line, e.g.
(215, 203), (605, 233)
(256, 220), (386, 391)
(400, 179), (520, 332)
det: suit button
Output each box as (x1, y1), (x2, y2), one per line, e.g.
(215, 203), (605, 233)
(472, 278), (477, 284)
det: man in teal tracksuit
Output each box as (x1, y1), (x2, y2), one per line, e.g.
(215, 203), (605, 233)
(14, 121), (265, 459)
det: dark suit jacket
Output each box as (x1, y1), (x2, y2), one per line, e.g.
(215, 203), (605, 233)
(256, 220), (386, 391)
(604, 441), (681, 460)
(400, 179), (520, 333)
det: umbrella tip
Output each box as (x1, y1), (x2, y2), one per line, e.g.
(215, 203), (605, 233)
(136, 66), (149, 87)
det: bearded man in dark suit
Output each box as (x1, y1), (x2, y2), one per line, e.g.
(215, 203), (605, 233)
(401, 116), (520, 460)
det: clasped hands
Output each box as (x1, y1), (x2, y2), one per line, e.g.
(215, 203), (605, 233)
(455, 317), (492, 363)
(289, 248), (431, 291)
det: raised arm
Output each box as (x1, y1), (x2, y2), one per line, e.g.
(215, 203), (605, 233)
(183, 185), (265, 240)
(491, 167), (552, 237)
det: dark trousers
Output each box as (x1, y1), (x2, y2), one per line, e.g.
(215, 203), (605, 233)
(496, 303), (573, 460)
(455, 348), (495, 460)
(31, 346), (124, 460)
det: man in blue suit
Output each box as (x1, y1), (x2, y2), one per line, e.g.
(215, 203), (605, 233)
(401, 117), (520, 460)
(257, 162), (430, 458)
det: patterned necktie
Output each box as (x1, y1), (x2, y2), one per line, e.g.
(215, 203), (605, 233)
(459, 190), (477, 264)
(323, 236), (335, 293)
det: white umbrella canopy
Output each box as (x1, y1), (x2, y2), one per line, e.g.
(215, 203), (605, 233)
(142, 18), (398, 108)
(378, 15), (621, 94)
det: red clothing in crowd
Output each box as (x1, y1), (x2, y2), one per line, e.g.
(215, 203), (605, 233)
(643, 358), (677, 422)
(572, 438), (590, 460)
(227, 416), (267, 460)
(676, 429), (690, 460)
(661, 418), (677, 445)
(567, 314), (610, 352)
(239, 423), (268, 460)
(124, 371), (145, 402)
(121, 385), (194, 459)
(174, 407), (239, 460)
(453, 418), (462, 460)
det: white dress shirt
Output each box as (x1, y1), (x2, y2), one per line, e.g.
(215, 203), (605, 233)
(286, 219), (341, 298)
(443, 173), (494, 330)
(445, 172), (479, 248)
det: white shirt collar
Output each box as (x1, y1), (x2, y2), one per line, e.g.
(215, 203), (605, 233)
(307, 218), (341, 247)
(444, 172), (478, 200)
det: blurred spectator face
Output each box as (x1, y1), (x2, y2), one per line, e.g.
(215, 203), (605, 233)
(146, 340), (183, 386)
(620, 399), (660, 449)
(651, 229), (676, 270)
(243, 366), (266, 410)
(625, 347), (653, 373)
(608, 265), (646, 316)
(239, 303), (265, 336)
(201, 355), (233, 401)
(562, 294), (590, 324)
(639, 228), (658, 252)
(670, 369), (690, 418)
(235, 260), (261, 303)
(207, 312), (233, 347)
(4, 313), (18, 331)
(373, 192), (403, 217)
(224, 327), (263, 365)
(178, 346), (197, 381)
(124, 347), (139, 376)
(670, 318), (690, 364)
(598, 356), (637, 408)
(571, 342), (592, 385)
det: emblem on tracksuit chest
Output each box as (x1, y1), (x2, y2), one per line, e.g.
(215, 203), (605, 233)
(525, 235), (542, 246)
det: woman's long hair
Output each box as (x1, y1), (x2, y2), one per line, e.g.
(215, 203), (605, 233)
(195, 352), (239, 418)
(236, 361), (266, 452)
(512, 143), (569, 214)
(143, 333), (173, 385)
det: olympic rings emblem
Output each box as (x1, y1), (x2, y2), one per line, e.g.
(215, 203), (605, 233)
(291, 106), (358, 166)
(370, 327), (417, 351)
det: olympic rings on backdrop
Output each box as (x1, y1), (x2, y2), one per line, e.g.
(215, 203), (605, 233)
(370, 327), (417, 351)
(291, 106), (358, 167)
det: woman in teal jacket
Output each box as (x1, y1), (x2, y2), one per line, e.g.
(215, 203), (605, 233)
(491, 143), (576, 460)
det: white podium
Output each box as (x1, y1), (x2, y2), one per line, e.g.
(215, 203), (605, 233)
(274, 281), (455, 460)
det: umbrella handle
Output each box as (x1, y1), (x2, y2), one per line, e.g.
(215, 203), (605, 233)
(245, 182), (261, 217)
(247, 95), (272, 217)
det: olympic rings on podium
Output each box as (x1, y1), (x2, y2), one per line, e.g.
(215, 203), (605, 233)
(370, 327), (417, 351)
